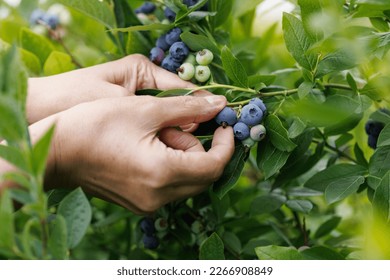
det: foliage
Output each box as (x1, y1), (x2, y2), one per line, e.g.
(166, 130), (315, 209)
(1, 0), (390, 260)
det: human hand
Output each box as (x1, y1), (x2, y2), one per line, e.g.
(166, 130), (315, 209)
(44, 94), (234, 214)
(27, 54), (198, 124)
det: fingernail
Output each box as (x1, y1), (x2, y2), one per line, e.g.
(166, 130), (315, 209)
(204, 95), (226, 107)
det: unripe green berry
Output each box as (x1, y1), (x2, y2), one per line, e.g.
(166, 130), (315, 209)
(195, 65), (211, 83)
(154, 217), (168, 231)
(250, 124), (266, 142)
(242, 137), (255, 148)
(178, 62), (195, 80)
(184, 54), (196, 65)
(196, 49), (214, 65)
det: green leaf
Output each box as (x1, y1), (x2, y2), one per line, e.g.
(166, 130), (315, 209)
(370, 107), (390, 124)
(0, 145), (29, 172)
(377, 123), (390, 147)
(354, 143), (368, 167)
(20, 48), (41, 75)
(316, 49), (357, 78)
(156, 89), (192, 97)
(286, 199), (313, 214)
(43, 51), (76, 76)
(361, 76), (390, 101)
(288, 117), (307, 138)
(20, 28), (54, 65)
(0, 189), (15, 250)
(126, 31), (152, 55)
(113, 23), (173, 33)
(0, 96), (28, 143)
(372, 170), (390, 223)
(257, 138), (290, 179)
(347, 73), (358, 93)
(250, 194), (286, 215)
(57, 188), (92, 249)
(57, 0), (116, 29)
(314, 216), (341, 238)
(298, 0), (323, 41)
(211, 0), (233, 28)
(368, 146), (390, 189)
(32, 125), (55, 176)
(221, 46), (248, 88)
(180, 31), (220, 55)
(21, 218), (37, 259)
(213, 144), (248, 199)
(199, 232), (225, 260)
(282, 13), (317, 71)
(48, 215), (68, 259)
(301, 246), (344, 260)
(305, 164), (367, 192)
(248, 74), (276, 87)
(325, 175), (365, 204)
(255, 245), (303, 260)
(265, 115), (297, 152)
(232, 0), (264, 18)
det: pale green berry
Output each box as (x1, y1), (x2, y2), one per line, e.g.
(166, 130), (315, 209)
(154, 217), (168, 231)
(242, 137), (256, 148)
(250, 124), (266, 142)
(195, 65), (211, 83)
(196, 49), (214, 65)
(184, 54), (196, 65)
(178, 62), (195, 81)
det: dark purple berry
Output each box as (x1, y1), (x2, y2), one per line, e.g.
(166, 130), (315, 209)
(183, 0), (198, 7)
(169, 42), (189, 62)
(249, 98), (267, 114)
(233, 122), (250, 140)
(161, 55), (181, 73)
(368, 134), (378, 149)
(165, 27), (182, 46)
(156, 35), (170, 51)
(30, 9), (45, 25)
(140, 217), (155, 235)
(215, 107), (237, 127)
(365, 121), (384, 137)
(164, 7), (176, 22)
(149, 47), (165, 65)
(142, 234), (159, 249)
(240, 104), (263, 126)
(135, 2), (156, 14)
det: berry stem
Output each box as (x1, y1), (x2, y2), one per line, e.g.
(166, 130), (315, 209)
(189, 83), (257, 94)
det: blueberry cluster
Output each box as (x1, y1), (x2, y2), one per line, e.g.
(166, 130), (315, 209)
(30, 9), (59, 29)
(140, 217), (159, 249)
(177, 49), (213, 82)
(215, 98), (267, 148)
(365, 120), (384, 149)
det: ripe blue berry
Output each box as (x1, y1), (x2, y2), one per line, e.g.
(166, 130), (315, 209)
(140, 217), (155, 235)
(240, 104), (263, 126)
(165, 28), (182, 46)
(169, 42), (189, 62)
(250, 124), (266, 141)
(215, 107), (237, 127)
(149, 47), (165, 65)
(161, 55), (181, 73)
(249, 98), (267, 114)
(178, 63), (195, 80)
(164, 7), (176, 22)
(242, 137), (256, 148)
(142, 234), (159, 249)
(365, 121), (384, 137)
(368, 134), (378, 149)
(195, 65), (211, 83)
(135, 2), (156, 14)
(184, 0), (199, 7)
(42, 13), (59, 29)
(233, 122), (250, 140)
(30, 9), (45, 25)
(196, 49), (214, 65)
(156, 35), (170, 51)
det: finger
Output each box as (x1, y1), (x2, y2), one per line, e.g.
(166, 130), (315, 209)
(153, 95), (226, 128)
(167, 126), (235, 183)
(180, 123), (199, 133)
(159, 128), (204, 152)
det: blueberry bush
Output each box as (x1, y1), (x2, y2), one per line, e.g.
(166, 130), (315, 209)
(1, 0), (390, 260)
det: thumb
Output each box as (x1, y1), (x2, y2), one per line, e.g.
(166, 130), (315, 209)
(154, 95), (226, 128)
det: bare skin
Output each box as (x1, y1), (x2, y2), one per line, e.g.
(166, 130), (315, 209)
(0, 55), (235, 214)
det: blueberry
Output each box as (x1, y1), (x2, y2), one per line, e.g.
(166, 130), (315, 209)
(215, 107), (237, 127)
(169, 42), (189, 62)
(154, 217), (168, 231)
(142, 234), (159, 249)
(368, 134), (378, 149)
(240, 104), (263, 126)
(178, 62), (195, 80)
(140, 217), (155, 235)
(161, 55), (181, 73)
(196, 49), (214, 65)
(233, 122), (250, 140)
(195, 65), (211, 83)
(149, 47), (165, 65)
(30, 9), (45, 25)
(242, 137), (256, 148)
(250, 124), (266, 141)
(365, 121), (384, 137)
(164, 7), (176, 22)
(165, 27), (182, 46)
(156, 35), (170, 51)
(42, 13), (59, 29)
(135, 2), (156, 14)
(183, 0), (199, 7)
(249, 98), (267, 114)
